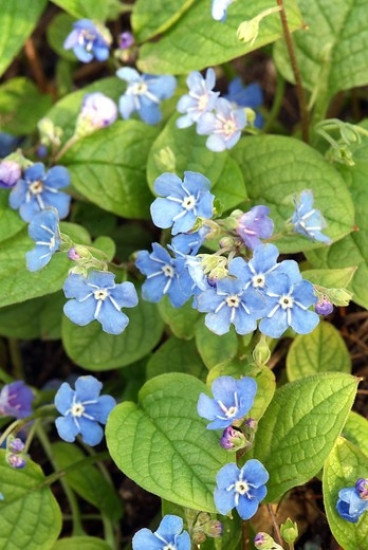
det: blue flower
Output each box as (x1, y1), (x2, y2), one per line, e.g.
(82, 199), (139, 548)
(54, 375), (116, 446)
(197, 97), (246, 152)
(236, 206), (274, 249)
(196, 276), (265, 335)
(9, 162), (71, 222)
(117, 67), (176, 125)
(170, 226), (210, 256)
(63, 271), (139, 335)
(150, 172), (214, 235)
(0, 381), (34, 419)
(211, 0), (236, 21)
(355, 478), (368, 500)
(0, 160), (21, 189)
(336, 485), (368, 523)
(225, 78), (264, 128)
(197, 375), (257, 430)
(176, 68), (219, 129)
(214, 460), (269, 519)
(291, 190), (331, 243)
(63, 19), (111, 63)
(133, 514), (191, 550)
(259, 273), (319, 338)
(136, 243), (193, 307)
(26, 209), (61, 272)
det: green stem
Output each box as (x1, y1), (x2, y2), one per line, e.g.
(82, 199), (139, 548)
(276, 0), (309, 142)
(54, 135), (79, 162)
(8, 339), (24, 380)
(23, 418), (40, 453)
(36, 424), (85, 536)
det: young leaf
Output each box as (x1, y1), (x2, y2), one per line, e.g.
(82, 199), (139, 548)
(342, 412), (368, 457)
(132, 0), (195, 42)
(157, 296), (201, 339)
(251, 373), (358, 501)
(106, 373), (231, 512)
(146, 337), (207, 380)
(195, 322), (238, 369)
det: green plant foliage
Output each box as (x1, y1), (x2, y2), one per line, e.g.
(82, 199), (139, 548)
(137, 0), (302, 74)
(146, 336), (207, 380)
(306, 137), (368, 308)
(50, 0), (121, 21)
(132, 0), (195, 42)
(0, 450), (62, 549)
(342, 411), (368, 457)
(274, 0), (368, 118)
(0, 0), (47, 78)
(157, 296), (201, 339)
(52, 538), (112, 550)
(62, 294), (164, 370)
(51, 442), (123, 522)
(195, 322), (238, 369)
(286, 322), (351, 381)
(47, 13), (78, 61)
(106, 373), (230, 512)
(231, 135), (355, 253)
(62, 121), (158, 219)
(147, 114), (247, 211)
(251, 373), (358, 501)
(0, 78), (52, 136)
(302, 267), (356, 288)
(0, 191), (25, 243)
(323, 438), (368, 550)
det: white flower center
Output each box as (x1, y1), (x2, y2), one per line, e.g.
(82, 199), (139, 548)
(222, 118), (237, 136)
(163, 545), (176, 550)
(279, 295), (293, 309)
(93, 289), (110, 301)
(235, 480), (250, 496)
(71, 402), (85, 417)
(252, 274), (265, 288)
(29, 180), (44, 195)
(225, 405), (238, 418)
(131, 82), (148, 95)
(225, 294), (240, 308)
(197, 93), (209, 111)
(162, 264), (174, 278)
(182, 195), (197, 210)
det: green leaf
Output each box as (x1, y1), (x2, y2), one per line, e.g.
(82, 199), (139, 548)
(0, 190), (25, 244)
(302, 267), (356, 288)
(306, 138), (368, 308)
(231, 135), (355, 252)
(50, 0), (120, 20)
(323, 438), (368, 550)
(0, 0), (47, 78)
(146, 337), (207, 380)
(342, 411), (368, 457)
(157, 296), (201, 339)
(0, 450), (62, 550)
(132, 0), (195, 42)
(62, 121), (158, 219)
(106, 373), (230, 512)
(195, 322), (238, 369)
(286, 322), (351, 381)
(274, 0), (368, 117)
(251, 373), (358, 501)
(0, 77), (52, 136)
(62, 294), (164, 370)
(53, 537), (112, 550)
(147, 115), (247, 211)
(138, 0), (302, 74)
(47, 13), (78, 61)
(51, 442), (123, 522)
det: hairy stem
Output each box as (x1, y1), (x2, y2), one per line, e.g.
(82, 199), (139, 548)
(267, 503), (283, 546)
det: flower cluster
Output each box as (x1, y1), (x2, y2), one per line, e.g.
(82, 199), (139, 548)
(336, 478), (368, 523)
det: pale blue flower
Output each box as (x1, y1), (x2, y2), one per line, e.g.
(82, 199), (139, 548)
(26, 209), (61, 271)
(236, 206), (274, 249)
(211, 0), (236, 21)
(176, 68), (219, 128)
(336, 485), (368, 523)
(197, 97), (246, 152)
(291, 190), (331, 243)
(63, 19), (111, 63)
(225, 78), (263, 128)
(133, 514), (191, 550)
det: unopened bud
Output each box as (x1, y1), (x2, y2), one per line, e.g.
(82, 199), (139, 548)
(280, 518), (298, 544)
(237, 18), (259, 44)
(155, 146), (176, 173)
(118, 31), (134, 50)
(68, 247), (81, 261)
(253, 334), (271, 366)
(254, 532), (284, 550)
(220, 426), (248, 451)
(0, 160), (21, 188)
(75, 93), (117, 137)
(327, 287), (353, 307)
(315, 296), (333, 315)
(7, 454), (26, 469)
(355, 478), (368, 500)
(7, 437), (25, 454)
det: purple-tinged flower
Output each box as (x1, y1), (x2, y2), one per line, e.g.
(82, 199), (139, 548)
(151, 172), (214, 235)
(118, 31), (134, 50)
(7, 454), (26, 469)
(7, 436), (25, 454)
(26, 209), (61, 272)
(315, 296), (333, 316)
(36, 145), (48, 159)
(63, 271), (138, 335)
(211, 0), (236, 21)
(215, 460), (269, 519)
(259, 273), (319, 338)
(9, 162), (71, 222)
(197, 97), (246, 152)
(220, 426), (247, 450)
(136, 243), (193, 307)
(336, 485), (368, 523)
(176, 68), (219, 129)
(68, 247), (81, 261)
(225, 78), (263, 128)
(77, 93), (117, 133)
(291, 190), (331, 244)
(236, 206), (274, 249)
(117, 67), (176, 125)
(254, 532), (283, 550)
(196, 276), (265, 335)
(0, 160), (21, 188)
(0, 381), (34, 419)
(55, 375), (116, 446)
(197, 375), (257, 430)
(63, 19), (111, 63)
(132, 514), (190, 550)
(355, 478), (368, 500)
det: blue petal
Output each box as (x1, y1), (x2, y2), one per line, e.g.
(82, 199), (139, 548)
(176, 114), (194, 128)
(78, 417), (104, 446)
(86, 395), (116, 423)
(242, 459), (269, 487)
(132, 529), (162, 550)
(233, 309), (258, 334)
(63, 29), (79, 49)
(73, 45), (93, 63)
(206, 135), (226, 152)
(236, 495), (259, 520)
(119, 94), (137, 119)
(55, 415), (79, 442)
(290, 308), (319, 335)
(116, 67), (140, 83)
(98, 300), (130, 334)
(156, 515), (183, 538)
(211, 376), (237, 403)
(63, 274), (91, 300)
(141, 276), (167, 303)
(63, 297), (96, 326)
(150, 197), (183, 229)
(88, 271), (115, 289)
(176, 531), (191, 550)
(259, 310), (288, 338)
(197, 393), (219, 421)
(110, 281), (139, 308)
(154, 172), (183, 196)
(214, 488), (235, 514)
(26, 247), (52, 271)
(94, 46), (109, 61)
(45, 166), (70, 189)
(138, 102), (162, 125)
(19, 199), (41, 222)
(28, 209), (59, 241)
(75, 375), (102, 402)
(9, 180), (27, 209)
(205, 310), (231, 335)
(42, 189), (71, 219)
(25, 163), (45, 181)
(54, 382), (74, 414)
(183, 171), (211, 193)
(148, 75), (177, 100)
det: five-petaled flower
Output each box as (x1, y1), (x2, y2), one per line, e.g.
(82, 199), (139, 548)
(176, 68), (219, 129)
(197, 375), (257, 430)
(0, 381), (34, 419)
(117, 67), (176, 125)
(63, 271), (139, 335)
(336, 479), (368, 523)
(132, 514), (191, 550)
(54, 375), (116, 446)
(215, 460), (269, 519)
(26, 209), (61, 271)
(150, 171), (214, 235)
(236, 206), (274, 250)
(63, 19), (111, 63)
(291, 190), (331, 244)
(197, 97), (246, 152)
(9, 162), (71, 222)
(225, 78), (264, 128)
